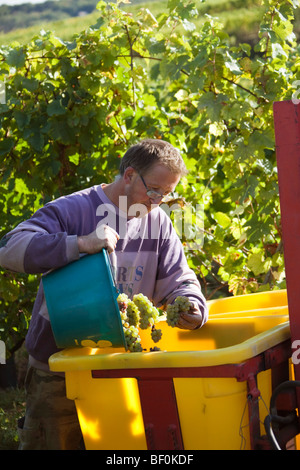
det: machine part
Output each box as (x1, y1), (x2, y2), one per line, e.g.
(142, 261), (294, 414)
(264, 380), (300, 450)
(274, 100), (300, 421)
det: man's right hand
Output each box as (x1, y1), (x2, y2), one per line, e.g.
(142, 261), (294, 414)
(77, 225), (120, 254)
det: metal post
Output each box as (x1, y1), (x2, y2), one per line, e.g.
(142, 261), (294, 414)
(273, 100), (300, 419)
(137, 377), (184, 450)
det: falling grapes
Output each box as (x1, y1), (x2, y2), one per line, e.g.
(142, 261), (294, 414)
(117, 292), (161, 352)
(166, 296), (192, 328)
(133, 293), (160, 329)
(123, 325), (143, 352)
(126, 300), (140, 327)
(117, 293), (128, 313)
(117, 293), (143, 352)
(117, 293), (193, 352)
(151, 326), (162, 343)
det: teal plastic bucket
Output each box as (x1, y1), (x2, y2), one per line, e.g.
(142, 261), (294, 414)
(42, 250), (126, 350)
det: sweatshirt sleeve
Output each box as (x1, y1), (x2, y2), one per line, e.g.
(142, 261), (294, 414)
(152, 215), (208, 326)
(0, 200), (80, 274)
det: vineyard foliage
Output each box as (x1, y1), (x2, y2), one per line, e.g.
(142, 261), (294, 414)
(0, 0), (300, 353)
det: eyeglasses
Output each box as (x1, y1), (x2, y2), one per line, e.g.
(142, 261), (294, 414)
(139, 173), (166, 202)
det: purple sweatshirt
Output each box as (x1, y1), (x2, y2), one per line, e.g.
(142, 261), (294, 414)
(0, 184), (207, 368)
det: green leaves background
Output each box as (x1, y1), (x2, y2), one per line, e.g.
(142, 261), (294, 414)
(0, 0), (299, 353)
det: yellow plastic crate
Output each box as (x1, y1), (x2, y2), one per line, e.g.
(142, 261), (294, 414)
(208, 289), (288, 316)
(49, 290), (291, 450)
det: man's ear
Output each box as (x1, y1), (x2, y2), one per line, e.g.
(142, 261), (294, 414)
(123, 166), (136, 184)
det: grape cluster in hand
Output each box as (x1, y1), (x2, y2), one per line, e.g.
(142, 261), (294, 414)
(166, 296), (192, 327)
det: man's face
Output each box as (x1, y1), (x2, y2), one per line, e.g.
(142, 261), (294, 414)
(124, 164), (181, 215)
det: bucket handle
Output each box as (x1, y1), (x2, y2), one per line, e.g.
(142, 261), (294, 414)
(107, 249), (118, 290)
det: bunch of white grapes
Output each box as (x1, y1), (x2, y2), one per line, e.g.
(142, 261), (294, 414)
(166, 296), (192, 327)
(117, 294), (141, 352)
(126, 301), (140, 327)
(118, 293), (193, 352)
(117, 293), (128, 313)
(123, 325), (143, 352)
(117, 292), (161, 352)
(151, 326), (163, 343)
(133, 293), (160, 329)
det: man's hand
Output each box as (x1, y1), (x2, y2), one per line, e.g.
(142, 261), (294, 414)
(176, 303), (203, 330)
(77, 225), (120, 254)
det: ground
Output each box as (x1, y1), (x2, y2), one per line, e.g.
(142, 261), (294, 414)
(0, 386), (25, 450)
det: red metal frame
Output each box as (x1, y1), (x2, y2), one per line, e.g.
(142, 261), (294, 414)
(92, 339), (292, 450)
(273, 100), (300, 421)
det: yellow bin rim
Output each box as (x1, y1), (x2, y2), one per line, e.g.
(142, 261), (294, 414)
(49, 321), (290, 373)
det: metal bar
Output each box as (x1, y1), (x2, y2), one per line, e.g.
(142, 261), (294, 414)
(137, 378), (184, 450)
(246, 373), (262, 450)
(91, 355), (265, 380)
(273, 100), (300, 416)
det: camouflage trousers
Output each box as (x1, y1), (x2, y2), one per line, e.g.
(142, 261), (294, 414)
(18, 366), (83, 450)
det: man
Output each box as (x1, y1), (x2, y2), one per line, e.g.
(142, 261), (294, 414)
(0, 138), (208, 449)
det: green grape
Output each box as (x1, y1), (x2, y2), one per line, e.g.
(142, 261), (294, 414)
(130, 341), (143, 352)
(151, 327), (162, 343)
(120, 310), (127, 324)
(126, 299), (140, 327)
(123, 325), (143, 352)
(117, 293), (129, 313)
(166, 303), (180, 327)
(175, 296), (192, 312)
(118, 292), (163, 352)
(133, 293), (160, 330)
(166, 296), (192, 327)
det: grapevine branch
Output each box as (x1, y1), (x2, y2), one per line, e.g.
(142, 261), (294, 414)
(124, 24), (139, 110)
(222, 76), (269, 103)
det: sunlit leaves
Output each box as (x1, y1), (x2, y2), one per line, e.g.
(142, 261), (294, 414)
(5, 47), (26, 68)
